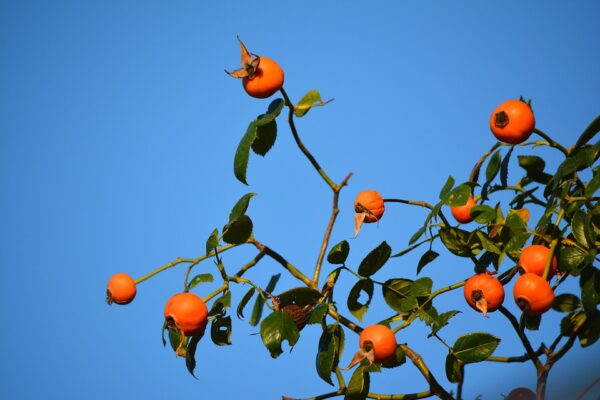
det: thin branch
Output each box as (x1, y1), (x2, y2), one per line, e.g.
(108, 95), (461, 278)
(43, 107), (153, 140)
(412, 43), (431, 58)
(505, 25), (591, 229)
(400, 344), (453, 400)
(367, 391), (433, 399)
(533, 128), (569, 156)
(248, 239), (312, 286)
(498, 306), (543, 370)
(469, 142), (502, 183)
(383, 198), (450, 227)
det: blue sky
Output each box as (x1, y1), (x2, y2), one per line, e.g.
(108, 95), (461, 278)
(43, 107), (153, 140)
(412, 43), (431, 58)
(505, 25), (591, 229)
(1, 1), (599, 399)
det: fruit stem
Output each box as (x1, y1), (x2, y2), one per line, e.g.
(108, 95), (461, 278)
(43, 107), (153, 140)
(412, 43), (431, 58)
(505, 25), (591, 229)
(202, 284), (228, 303)
(383, 199), (451, 227)
(533, 128), (569, 156)
(134, 243), (238, 285)
(279, 87), (337, 190)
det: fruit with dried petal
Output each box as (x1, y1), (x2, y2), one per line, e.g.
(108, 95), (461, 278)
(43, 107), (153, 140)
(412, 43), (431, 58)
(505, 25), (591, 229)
(464, 273), (505, 316)
(513, 273), (554, 316)
(106, 273), (137, 305)
(164, 292), (208, 336)
(490, 99), (535, 145)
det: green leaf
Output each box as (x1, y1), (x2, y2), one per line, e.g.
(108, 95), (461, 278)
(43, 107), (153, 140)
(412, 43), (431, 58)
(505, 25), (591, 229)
(252, 117), (277, 156)
(442, 183), (472, 207)
(439, 227), (482, 258)
(229, 193), (256, 222)
(316, 324), (344, 385)
(410, 277), (433, 297)
(486, 150), (502, 182)
(470, 205), (497, 224)
(409, 226), (427, 245)
(572, 210), (593, 249)
(186, 273), (214, 291)
(378, 345), (406, 369)
(382, 279), (413, 314)
(168, 326), (185, 353)
(476, 231), (501, 255)
(250, 273), (281, 326)
(561, 311), (587, 335)
(504, 232), (531, 259)
(552, 293), (582, 312)
(575, 115), (600, 148)
(518, 155), (551, 184)
(586, 171), (600, 197)
(431, 310), (461, 336)
(439, 176), (455, 200)
(417, 250), (439, 274)
(558, 246), (589, 275)
(344, 366), (370, 400)
(277, 287), (322, 308)
(445, 353), (462, 383)
(307, 304), (328, 325)
(327, 240), (350, 264)
(211, 316), (232, 346)
(505, 210), (527, 233)
(521, 313), (541, 331)
(208, 290), (232, 317)
(233, 121), (258, 185)
(260, 311), (300, 358)
(185, 331), (205, 378)
(452, 332), (500, 363)
(347, 279), (374, 322)
(205, 228), (220, 255)
(357, 241), (392, 277)
(578, 311), (600, 347)
(500, 146), (513, 187)
(222, 214), (253, 244)
(294, 90), (332, 118)
(237, 288), (255, 319)
(580, 267), (600, 312)
(557, 153), (584, 178)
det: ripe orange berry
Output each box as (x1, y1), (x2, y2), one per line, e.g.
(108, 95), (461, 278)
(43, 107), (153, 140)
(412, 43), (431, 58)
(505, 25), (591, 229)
(451, 195), (476, 224)
(518, 244), (557, 278)
(513, 273), (554, 316)
(242, 56), (284, 99)
(106, 273), (137, 305)
(354, 190), (385, 223)
(489, 99), (535, 145)
(164, 292), (209, 336)
(463, 273), (505, 316)
(359, 324), (397, 364)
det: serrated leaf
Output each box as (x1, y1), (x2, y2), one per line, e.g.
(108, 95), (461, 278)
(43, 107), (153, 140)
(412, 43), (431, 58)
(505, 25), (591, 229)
(347, 279), (374, 322)
(518, 155), (551, 184)
(250, 273), (281, 326)
(442, 183), (472, 207)
(316, 324), (344, 385)
(345, 366), (370, 400)
(409, 226), (427, 245)
(277, 287), (322, 307)
(439, 176), (455, 200)
(410, 277), (433, 297)
(209, 290), (232, 317)
(205, 228), (219, 255)
(229, 193), (256, 222)
(452, 332), (500, 363)
(470, 205), (497, 224)
(572, 210), (592, 249)
(186, 273), (214, 291)
(486, 150), (502, 182)
(211, 316), (232, 346)
(185, 331), (205, 378)
(552, 293), (582, 312)
(307, 304), (328, 325)
(504, 232), (531, 259)
(500, 146), (513, 187)
(417, 250), (439, 274)
(439, 227), (482, 258)
(381, 345), (406, 369)
(382, 279), (413, 314)
(445, 353), (462, 383)
(476, 231), (501, 254)
(432, 310), (461, 336)
(233, 121), (258, 185)
(237, 287), (255, 319)
(252, 117), (277, 156)
(578, 311), (600, 347)
(586, 171), (600, 197)
(580, 267), (600, 312)
(294, 90), (332, 118)
(327, 240), (350, 264)
(358, 241), (392, 277)
(559, 246), (589, 275)
(260, 311), (300, 358)
(222, 214), (253, 244)
(575, 115), (600, 148)
(168, 326), (185, 354)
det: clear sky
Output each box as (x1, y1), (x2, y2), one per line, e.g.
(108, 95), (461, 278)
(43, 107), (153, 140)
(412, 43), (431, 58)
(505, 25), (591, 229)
(1, 1), (599, 399)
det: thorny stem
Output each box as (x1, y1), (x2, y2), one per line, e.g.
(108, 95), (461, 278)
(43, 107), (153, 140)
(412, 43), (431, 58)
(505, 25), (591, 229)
(383, 198), (451, 227)
(313, 172), (353, 287)
(533, 128), (569, 156)
(498, 306), (542, 370)
(399, 345), (453, 400)
(469, 142), (502, 183)
(134, 243), (238, 285)
(280, 87), (336, 189)
(249, 239), (312, 286)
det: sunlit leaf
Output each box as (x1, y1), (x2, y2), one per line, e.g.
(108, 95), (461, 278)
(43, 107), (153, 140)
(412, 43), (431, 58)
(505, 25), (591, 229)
(205, 228), (220, 255)
(344, 366), (370, 400)
(294, 90), (333, 118)
(260, 311), (300, 358)
(445, 353), (462, 383)
(439, 176), (455, 200)
(452, 332), (500, 363)
(229, 193), (256, 222)
(347, 279), (374, 322)
(417, 250), (439, 274)
(186, 273), (214, 291)
(382, 279), (413, 314)
(552, 293), (582, 312)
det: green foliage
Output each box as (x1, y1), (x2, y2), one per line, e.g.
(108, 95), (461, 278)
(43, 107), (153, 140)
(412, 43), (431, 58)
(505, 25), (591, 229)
(316, 324), (344, 385)
(260, 310), (300, 358)
(452, 332), (500, 363)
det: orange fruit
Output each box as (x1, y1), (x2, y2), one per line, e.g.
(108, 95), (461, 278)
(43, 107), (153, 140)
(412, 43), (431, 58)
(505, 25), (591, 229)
(518, 244), (557, 278)
(463, 273), (505, 316)
(513, 273), (554, 316)
(164, 292), (209, 336)
(242, 56), (284, 99)
(106, 273), (137, 305)
(451, 195), (476, 224)
(489, 99), (535, 145)
(354, 190), (385, 223)
(359, 324), (397, 364)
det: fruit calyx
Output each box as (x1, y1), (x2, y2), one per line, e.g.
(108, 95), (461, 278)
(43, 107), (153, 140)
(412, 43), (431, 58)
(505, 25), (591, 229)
(344, 340), (375, 370)
(494, 111), (509, 128)
(226, 36), (261, 80)
(470, 289), (489, 316)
